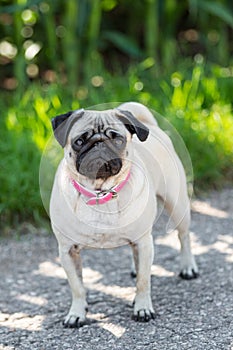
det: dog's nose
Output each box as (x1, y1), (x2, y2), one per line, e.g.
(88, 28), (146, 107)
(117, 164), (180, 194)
(93, 141), (106, 149)
(92, 133), (108, 143)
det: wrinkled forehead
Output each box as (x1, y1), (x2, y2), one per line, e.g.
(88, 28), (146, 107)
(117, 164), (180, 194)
(69, 109), (126, 136)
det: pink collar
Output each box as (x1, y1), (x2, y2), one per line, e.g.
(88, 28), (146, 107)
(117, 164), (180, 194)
(70, 172), (130, 205)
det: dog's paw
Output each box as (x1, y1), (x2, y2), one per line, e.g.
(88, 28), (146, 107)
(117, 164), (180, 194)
(132, 293), (155, 322)
(179, 255), (199, 280)
(63, 314), (87, 328)
(179, 261), (199, 279)
(179, 268), (199, 280)
(63, 300), (88, 328)
(130, 269), (137, 278)
(132, 309), (155, 322)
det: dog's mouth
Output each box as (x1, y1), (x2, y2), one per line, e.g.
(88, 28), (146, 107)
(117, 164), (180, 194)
(77, 156), (122, 179)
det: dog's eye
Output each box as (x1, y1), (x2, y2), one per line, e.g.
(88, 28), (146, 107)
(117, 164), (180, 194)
(72, 137), (85, 150)
(105, 129), (125, 147)
(114, 138), (123, 146)
(73, 132), (90, 149)
(105, 129), (121, 139)
(75, 138), (84, 146)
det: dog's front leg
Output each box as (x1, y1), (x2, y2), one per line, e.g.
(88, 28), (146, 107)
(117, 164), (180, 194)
(132, 231), (155, 322)
(59, 243), (88, 327)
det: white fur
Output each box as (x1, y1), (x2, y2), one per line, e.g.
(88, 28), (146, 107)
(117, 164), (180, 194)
(50, 102), (198, 326)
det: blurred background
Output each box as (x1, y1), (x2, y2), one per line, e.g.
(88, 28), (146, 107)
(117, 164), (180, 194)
(0, 0), (232, 228)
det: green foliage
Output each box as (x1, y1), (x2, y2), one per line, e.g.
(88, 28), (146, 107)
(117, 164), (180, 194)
(197, 0), (233, 28)
(0, 0), (232, 226)
(102, 31), (143, 59)
(0, 0), (232, 86)
(165, 65), (233, 185)
(0, 59), (232, 226)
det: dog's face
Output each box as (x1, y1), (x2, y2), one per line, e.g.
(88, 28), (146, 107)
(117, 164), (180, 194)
(52, 108), (149, 180)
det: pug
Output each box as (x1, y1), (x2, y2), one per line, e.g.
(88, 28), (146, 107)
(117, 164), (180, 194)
(50, 102), (198, 327)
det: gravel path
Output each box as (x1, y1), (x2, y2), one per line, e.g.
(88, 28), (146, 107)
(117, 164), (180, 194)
(0, 189), (232, 350)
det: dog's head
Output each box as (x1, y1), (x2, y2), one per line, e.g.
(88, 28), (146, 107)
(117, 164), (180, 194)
(51, 108), (149, 180)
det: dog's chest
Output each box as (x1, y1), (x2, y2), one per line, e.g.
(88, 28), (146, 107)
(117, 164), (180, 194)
(50, 159), (157, 248)
(77, 199), (121, 229)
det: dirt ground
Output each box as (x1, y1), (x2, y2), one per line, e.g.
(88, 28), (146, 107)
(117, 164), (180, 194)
(0, 188), (232, 350)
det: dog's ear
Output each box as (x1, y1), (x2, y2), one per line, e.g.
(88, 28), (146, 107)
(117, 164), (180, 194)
(116, 109), (149, 142)
(51, 109), (85, 147)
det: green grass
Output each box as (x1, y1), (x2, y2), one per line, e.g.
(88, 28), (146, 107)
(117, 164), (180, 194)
(0, 60), (232, 226)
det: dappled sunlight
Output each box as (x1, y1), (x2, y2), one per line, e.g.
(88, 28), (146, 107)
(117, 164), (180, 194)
(83, 267), (103, 284)
(16, 294), (47, 306)
(193, 234), (233, 263)
(212, 237), (233, 254)
(0, 313), (45, 331)
(155, 219), (233, 266)
(155, 230), (180, 250)
(181, 230), (233, 264)
(84, 312), (126, 337)
(86, 282), (135, 303)
(100, 322), (126, 338)
(193, 242), (211, 255)
(33, 260), (66, 279)
(192, 200), (230, 218)
(218, 235), (233, 263)
(33, 262), (104, 283)
(33, 262), (134, 302)
(151, 264), (174, 277)
(87, 312), (106, 321)
(33, 261), (133, 303)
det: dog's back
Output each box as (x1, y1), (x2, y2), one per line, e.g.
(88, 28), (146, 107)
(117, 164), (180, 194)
(118, 102), (158, 127)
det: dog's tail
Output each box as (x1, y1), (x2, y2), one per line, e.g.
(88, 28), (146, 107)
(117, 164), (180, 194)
(118, 102), (158, 126)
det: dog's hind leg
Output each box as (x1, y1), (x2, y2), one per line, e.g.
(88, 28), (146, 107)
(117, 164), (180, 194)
(59, 243), (88, 327)
(164, 191), (199, 279)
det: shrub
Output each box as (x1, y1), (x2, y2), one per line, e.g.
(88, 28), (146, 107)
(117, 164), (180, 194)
(0, 60), (232, 225)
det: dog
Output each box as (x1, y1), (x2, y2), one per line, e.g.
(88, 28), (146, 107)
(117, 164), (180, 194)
(50, 102), (198, 327)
